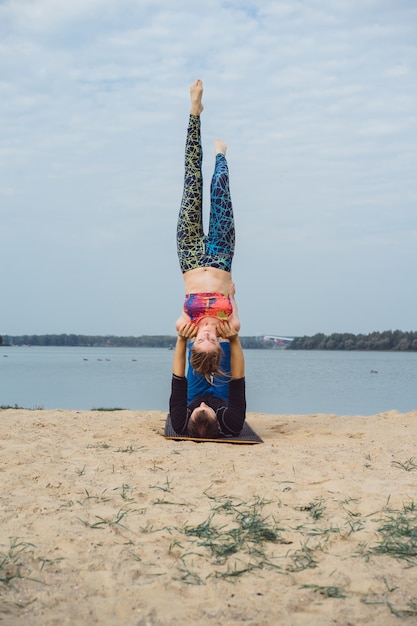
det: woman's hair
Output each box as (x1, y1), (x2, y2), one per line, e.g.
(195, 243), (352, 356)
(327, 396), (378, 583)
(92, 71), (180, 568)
(187, 409), (219, 439)
(190, 344), (224, 381)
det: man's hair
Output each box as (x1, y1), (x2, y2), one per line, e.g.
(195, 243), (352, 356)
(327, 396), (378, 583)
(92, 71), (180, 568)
(187, 409), (219, 439)
(190, 345), (224, 381)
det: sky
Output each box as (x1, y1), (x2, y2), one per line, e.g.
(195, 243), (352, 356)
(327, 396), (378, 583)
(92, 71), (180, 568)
(1, 0), (416, 338)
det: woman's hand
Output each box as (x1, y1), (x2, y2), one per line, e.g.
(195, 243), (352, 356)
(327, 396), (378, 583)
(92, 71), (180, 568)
(217, 321), (239, 340)
(177, 321), (197, 339)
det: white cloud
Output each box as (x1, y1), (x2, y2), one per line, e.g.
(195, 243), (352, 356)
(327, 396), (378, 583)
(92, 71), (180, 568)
(1, 0), (417, 336)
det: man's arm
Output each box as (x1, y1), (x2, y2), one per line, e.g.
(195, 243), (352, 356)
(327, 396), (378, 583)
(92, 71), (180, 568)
(170, 334), (188, 434)
(229, 335), (244, 379)
(172, 321), (196, 376)
(169, 375), (189, 434)
(215, 323), (246, 435)
(169, 322), (196, 434)
(218, 322), (244, 379)
(172, 335), (188, 377)
(217, 378), (246, 435)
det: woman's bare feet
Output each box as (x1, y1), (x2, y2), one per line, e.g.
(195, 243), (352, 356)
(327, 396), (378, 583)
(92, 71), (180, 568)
(190, 79), (204, 116)
(215, 138), (227, 156)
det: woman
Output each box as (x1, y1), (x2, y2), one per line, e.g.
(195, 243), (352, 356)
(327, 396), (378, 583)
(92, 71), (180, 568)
(176, 79), (240, 379)
(169, 80), (246, 438)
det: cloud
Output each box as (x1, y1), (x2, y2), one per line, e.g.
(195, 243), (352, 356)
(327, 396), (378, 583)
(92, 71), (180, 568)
(1, 0), (417, 336)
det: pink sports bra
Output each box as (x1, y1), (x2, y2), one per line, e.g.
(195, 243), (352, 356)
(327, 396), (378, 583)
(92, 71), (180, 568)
(184, 292), (232, 324)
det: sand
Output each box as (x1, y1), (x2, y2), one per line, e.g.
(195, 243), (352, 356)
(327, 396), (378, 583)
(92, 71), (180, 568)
(1, 408), (417, 625)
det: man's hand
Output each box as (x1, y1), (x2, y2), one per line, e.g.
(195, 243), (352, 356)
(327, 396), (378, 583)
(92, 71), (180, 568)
(177, 321), (197, 339)
(217, 321), (239, 340)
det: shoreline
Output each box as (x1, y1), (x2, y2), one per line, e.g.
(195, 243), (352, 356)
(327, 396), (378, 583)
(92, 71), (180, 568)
(1, 408), (417, 625)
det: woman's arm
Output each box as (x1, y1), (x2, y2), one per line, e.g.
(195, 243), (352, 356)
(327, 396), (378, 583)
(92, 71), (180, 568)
(228, 281), (241, 332)
(229, 299), (240, 332)
(175, 312), (191, 332)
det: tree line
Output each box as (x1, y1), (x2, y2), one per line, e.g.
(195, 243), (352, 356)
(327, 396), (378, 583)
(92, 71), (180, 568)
(2, 334), (272, 349)
(288, 330), (417, 351)
(2, 330), (417, 351)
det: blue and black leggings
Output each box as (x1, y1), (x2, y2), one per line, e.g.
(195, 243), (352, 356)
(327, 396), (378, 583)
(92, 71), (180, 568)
(177, 115), (235, 273)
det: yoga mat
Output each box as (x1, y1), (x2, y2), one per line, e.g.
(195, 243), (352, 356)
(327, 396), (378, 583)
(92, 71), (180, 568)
(164, 414), (263, 444)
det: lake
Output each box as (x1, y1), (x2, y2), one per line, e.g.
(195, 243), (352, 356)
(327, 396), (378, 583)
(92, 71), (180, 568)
(1, 346), (416, 415)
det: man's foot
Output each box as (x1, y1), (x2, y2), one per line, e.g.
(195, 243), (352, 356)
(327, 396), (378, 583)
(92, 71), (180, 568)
(190, 79), (204, 116)
(215, 138), (227, 156)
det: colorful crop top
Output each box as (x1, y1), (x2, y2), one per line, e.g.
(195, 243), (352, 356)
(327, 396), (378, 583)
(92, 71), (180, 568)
(184, 292), (233, 324)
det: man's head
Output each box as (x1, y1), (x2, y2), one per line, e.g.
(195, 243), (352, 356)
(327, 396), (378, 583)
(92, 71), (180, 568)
(187, 402), (220, 438)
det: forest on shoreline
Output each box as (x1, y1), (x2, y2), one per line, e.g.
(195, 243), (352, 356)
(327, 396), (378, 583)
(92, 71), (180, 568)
(289, 329), (417, 351)
(1, 334), (269, 349)
(2, 329), (417, 351)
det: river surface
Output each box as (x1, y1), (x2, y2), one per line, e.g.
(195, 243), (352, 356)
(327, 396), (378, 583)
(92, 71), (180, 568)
(1, 346), (416, 415)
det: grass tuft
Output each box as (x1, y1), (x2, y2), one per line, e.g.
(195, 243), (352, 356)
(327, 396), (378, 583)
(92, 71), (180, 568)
(391, 458), (417, 472)
(368, 504), (417, 565)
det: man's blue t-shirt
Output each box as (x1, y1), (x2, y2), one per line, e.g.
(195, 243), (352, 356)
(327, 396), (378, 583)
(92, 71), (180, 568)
(186, 341), (231, 404)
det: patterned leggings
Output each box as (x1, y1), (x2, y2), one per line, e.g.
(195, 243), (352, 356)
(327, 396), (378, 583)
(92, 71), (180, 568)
(177, 115), (235, 273)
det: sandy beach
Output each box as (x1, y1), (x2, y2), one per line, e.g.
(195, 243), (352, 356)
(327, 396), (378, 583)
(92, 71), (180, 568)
(1, 408), (417, 625)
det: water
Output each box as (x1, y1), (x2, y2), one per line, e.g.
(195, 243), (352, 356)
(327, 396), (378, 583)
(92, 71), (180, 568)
(244, 349), (417, 415)
(1, 346), (416, 415)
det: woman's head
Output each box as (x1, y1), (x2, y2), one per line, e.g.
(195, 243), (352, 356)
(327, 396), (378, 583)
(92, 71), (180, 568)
(193, 323), (220, 352)
(190, 343), (223, 380)
(190, 322), (223, 379)
(187, 403), (219, 438)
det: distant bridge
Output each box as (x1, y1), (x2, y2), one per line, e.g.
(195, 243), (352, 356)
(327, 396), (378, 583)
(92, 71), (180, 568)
(262, 335), (294, 346)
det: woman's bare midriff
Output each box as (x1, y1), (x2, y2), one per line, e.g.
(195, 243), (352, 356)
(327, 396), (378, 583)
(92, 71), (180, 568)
(183, 267), (233, 294)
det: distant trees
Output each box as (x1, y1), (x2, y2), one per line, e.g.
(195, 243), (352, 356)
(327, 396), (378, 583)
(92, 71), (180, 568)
(3, 334), (178, 348)
(2, 334), (275, 350)
(288, 330), (417, 351)
(3, 330), (417, 351)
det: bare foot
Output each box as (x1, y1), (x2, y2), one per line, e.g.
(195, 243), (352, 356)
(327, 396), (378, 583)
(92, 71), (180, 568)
(190, 79), (204, 116)
(215, 138), (227, 156)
